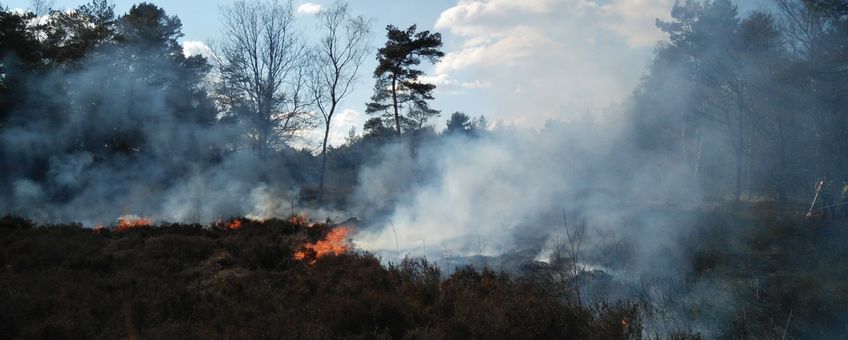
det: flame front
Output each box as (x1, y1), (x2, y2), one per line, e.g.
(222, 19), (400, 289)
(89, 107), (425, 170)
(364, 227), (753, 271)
(226, 220), (243, 230)
(294, 227), (352, 264)
(116, 216), (152, 232)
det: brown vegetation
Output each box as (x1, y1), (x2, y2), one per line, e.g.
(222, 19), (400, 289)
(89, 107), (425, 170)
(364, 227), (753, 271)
(0, 215), (640, 339)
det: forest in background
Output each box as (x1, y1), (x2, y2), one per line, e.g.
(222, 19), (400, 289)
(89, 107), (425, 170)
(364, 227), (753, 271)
(1, 0), (847, 221)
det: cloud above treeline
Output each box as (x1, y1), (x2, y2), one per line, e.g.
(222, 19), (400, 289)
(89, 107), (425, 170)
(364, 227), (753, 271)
(181, 40), (213, 58)
(430, 0), (674, 126)
(296, 2), (322, 15)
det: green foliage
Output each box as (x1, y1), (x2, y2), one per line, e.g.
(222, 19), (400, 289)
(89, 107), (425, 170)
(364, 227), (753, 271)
(446, 112), (472, 134)
(366, 25), (444, 135)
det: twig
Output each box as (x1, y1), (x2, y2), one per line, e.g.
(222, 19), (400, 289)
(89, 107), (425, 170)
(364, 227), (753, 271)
(563, 208), (583, 306)
(390, 221), (400, 253)
(477, 231), (482, 255)
(782, 309), (793, 340)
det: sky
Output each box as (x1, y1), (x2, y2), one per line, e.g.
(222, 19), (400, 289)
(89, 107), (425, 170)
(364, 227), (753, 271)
(4, 0), (774, 146)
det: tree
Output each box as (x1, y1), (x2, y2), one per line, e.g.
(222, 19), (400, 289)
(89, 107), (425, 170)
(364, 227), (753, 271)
(214, 0), (312, 155)
(0, 7), (42, 192)
(37, 0), (116, 64)
(362, 117), (393, 139)
(0, 8), (41, 117)
(29, 0), (55, 16)
(445, 111), (471, 134)
(116, 3), (217, 125)
(654, 0), (756, 201)
(366, 24), (443, 136)
(774, 0), (848, 177)
(309, 1), (370, 201)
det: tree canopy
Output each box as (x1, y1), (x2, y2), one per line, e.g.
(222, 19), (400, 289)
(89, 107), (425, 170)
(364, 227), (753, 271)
(366, 24), (444, 136)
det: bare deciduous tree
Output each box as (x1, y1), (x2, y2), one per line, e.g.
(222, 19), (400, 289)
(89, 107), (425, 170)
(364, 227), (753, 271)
(309, 1), (370, 200)
(29, 0), (55, 16)
(214, 0), (313, 155)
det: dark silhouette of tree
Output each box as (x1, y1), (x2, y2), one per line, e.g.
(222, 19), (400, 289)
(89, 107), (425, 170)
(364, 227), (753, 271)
(445, 111), (472, 134)
(309, 1), (370, 202)
(775, 0), (848, 177)
(1, 2), (218, 171)
(117, 3), (182, 56)
(362, 117), (394, 139)
(0, 9), (41, 123)
(118, 3), (217, 125)
(629, 0), (848, 201)
(366, 24), (443, 136)
(38, 0), (116, 65)
(0, 8), (42, 191)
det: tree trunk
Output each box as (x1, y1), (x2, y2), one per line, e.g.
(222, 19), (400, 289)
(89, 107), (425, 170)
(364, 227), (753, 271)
(391, 76), (401, 136)
(319, 98), (339, 203)
(318, 121), (331, 203)
(735, 80), (745, 203)
(735, 150), (743, 202)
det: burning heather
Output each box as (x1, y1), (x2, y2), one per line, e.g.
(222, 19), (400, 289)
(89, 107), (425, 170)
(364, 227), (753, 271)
(225, 219), (243, 230)
(115, 215), (153, 232)
(1, 0), (847, 338)
(293, 226), (353, 265)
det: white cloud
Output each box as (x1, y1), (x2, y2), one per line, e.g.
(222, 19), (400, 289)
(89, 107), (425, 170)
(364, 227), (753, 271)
(328, 109), (361, 146)
(461, 80), (492, 89)
(600, 0), (674, 47)
(418, 73), (458, 87)
(435, 25), (554, 75)
(429, 0), (669, 126)
(435, 0), (556, 34)
(296, 2), (322, 15)
(181, 40), (213, 58)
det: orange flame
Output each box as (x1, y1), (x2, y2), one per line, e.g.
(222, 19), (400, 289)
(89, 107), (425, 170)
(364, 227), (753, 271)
(294, 226), (352, 264)
(226, 220), (243, 230)
(116, 216), (152, 232)
(288, 214), (309, 225)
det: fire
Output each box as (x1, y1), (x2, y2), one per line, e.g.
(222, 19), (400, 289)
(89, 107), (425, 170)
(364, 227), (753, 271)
(116, 215), (152, 232)
(288, 214), (308, 225)
(294, 226), (352, 264)
(226, 220), (243, 230)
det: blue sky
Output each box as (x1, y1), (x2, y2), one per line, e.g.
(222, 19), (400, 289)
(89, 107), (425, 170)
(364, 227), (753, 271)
(4, 0), (773, 146)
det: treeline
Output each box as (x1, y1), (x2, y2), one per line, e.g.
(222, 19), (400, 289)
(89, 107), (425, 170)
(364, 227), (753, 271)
(629, 0), (848, 201)
(3, 0), (843, 214)
(0, 1), (220, 175)
(0, 1), (492, 213)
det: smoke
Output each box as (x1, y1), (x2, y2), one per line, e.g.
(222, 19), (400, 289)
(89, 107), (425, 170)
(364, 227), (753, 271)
(2, 1), (825, 336)
(0, 46), (316, 226)
(350, 110), (702, 264)
(345, 105), (722, 335)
